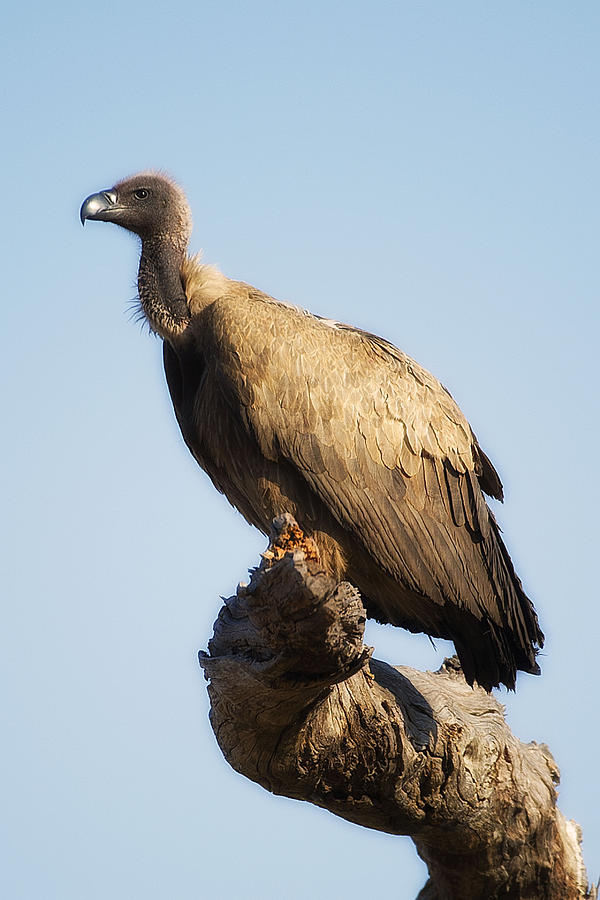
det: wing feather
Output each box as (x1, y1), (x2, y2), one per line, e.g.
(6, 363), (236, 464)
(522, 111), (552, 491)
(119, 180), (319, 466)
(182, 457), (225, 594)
(196, 293), (542, 688)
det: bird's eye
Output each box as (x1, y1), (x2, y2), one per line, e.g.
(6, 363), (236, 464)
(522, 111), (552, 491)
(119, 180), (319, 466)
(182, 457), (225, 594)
(134, 189), (149, 200)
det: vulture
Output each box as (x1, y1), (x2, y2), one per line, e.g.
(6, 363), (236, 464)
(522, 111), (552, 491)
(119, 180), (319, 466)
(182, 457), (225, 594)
(81, 172), (543, 691)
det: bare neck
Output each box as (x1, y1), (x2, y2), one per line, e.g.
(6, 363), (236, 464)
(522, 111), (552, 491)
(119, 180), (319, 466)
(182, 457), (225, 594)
(138, 234), (191, 340)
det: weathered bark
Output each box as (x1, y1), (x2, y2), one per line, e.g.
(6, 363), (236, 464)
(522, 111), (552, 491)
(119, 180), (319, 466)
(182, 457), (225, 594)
(199, 515), (596, 900)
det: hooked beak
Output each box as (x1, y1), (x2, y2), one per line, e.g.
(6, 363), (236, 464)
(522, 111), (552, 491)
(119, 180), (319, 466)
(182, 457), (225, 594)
(80, 190), (118, 225)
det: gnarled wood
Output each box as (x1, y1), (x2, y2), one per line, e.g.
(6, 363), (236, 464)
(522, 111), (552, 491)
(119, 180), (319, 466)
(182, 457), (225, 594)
(199, 515), (595, 900)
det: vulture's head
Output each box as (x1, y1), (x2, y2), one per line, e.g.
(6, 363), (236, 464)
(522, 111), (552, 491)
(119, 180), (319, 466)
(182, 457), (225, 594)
(80, 172), (192, 248)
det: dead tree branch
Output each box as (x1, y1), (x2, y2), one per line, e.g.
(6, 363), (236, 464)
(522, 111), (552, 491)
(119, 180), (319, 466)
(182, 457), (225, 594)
(198, 515), (595, 900)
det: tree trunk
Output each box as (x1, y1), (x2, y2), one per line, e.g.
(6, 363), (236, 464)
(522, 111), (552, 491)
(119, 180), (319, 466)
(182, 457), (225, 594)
(198, 515), (596, 900)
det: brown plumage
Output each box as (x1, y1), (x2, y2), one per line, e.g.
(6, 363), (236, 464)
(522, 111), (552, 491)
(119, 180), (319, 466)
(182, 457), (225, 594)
(81, 172), (544, 691)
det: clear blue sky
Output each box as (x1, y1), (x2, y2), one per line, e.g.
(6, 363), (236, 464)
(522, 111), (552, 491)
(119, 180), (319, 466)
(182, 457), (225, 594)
(2, 2), (598, 897)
